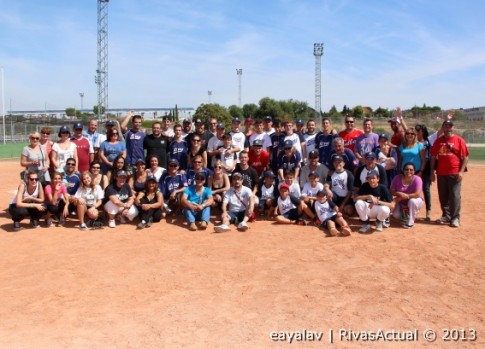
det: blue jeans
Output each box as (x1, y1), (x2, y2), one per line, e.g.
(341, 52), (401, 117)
(184, 206), (211, 223)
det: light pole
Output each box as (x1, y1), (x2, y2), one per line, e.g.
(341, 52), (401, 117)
(80, 92), (84, 111)
(208, 90), (212, 104)
(236, 68), (243, 108)
(313, 43), (324, 124)
(1, 67), (5, 144)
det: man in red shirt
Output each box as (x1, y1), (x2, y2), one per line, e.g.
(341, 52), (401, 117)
(71, 122), (94, 173)
(338, 115), (364, 152)
(430, 119), (469, 228)
(248, 139), (270, 177)
(388, 107), (405, 147)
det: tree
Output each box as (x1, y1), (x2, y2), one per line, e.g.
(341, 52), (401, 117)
(242, 103), (258, 119)
(353, 105), (364, 119)
(65, 107), (76, 117)
(254, 97), (284, 120)
(93, 105), (105, 116)
(328, 105), (342, 119)
(228, 105), (244, 119)
(193, 103), (232, 127)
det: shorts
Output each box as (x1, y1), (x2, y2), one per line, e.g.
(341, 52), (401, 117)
(282, 208), (299, 221)
(228, 210), (247, 225)
(321, 215), (337, 228)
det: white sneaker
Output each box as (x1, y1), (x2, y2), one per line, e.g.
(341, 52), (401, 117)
(359, 223), (370, 234)
(214, 224), (230, 233)
(376, 220), (383, 232)
(108, 219), (116, 228)
(237, 221), (249, 231)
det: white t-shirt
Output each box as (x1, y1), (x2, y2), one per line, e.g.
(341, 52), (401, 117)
(74, 185), (104, 207)
(223, 185), (252, 212)
(314, 200), (336, 222)
(52, 142), (77, 169)
(301, 182), (324, 198)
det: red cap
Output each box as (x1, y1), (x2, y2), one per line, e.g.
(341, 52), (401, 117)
(280, 183), (290, 190)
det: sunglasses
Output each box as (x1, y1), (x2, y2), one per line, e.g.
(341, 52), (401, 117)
(345, 121), (354, 124)
(193, 161), (202, 164)
(30, 137), (40, 140)
(405, 132), (415, 135)
(195, 177), (205, 181)
(215, 166), (222, 169)
(66, 163), (76, 166)
(91, 166), (101, 170)
(404, 168), (414, 171)
(192, 139), (201, 142)
(41, 132), (50, 135)
(29, 178), (39, 181)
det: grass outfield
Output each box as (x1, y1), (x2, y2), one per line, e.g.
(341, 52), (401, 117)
(1, 141), (484, 162)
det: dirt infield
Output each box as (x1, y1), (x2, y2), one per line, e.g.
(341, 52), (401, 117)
(0, 160), (483, 349)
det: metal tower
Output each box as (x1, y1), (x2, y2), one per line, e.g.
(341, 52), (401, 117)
(95, 0), (109, 119)
(313, 43), (324, 117)
(236, 69), (243, 108)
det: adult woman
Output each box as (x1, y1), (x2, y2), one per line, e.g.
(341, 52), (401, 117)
(39, 127), (54, 155)
(20, 131), (51, 186)
(44, 171), (70, 227)
(129, 158), (148, 195)
(89, 161), (107, 190)
(210, 160), (230, 208)
(390, 162), (425, 229)
(99, 128), (126, 174)
(9, 170), (46, 230)
(105, 155), (131, 187)
(134, 175), (164, 229)
(74, 171), (104, 230)
(398, 127), (425, 176)
(146, 155), (166, 182)
(415, 124), (440, 221)
(51, 126), (78, 173)
(187, 136), (208, 168)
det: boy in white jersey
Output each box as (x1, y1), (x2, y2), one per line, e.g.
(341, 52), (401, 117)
(314, 190), (352, 237)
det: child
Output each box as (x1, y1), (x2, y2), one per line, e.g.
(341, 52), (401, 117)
(256, 171), (277, 218)
(216, 133), (237, 175)
(300, 171), (324, 209)
(274, 183), (316, 225)
(314, 190), (352, 237)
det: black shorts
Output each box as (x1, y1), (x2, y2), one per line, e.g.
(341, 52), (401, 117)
(282, 208), (299, 221)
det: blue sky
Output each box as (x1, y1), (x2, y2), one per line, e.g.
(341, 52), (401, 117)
(1, 0), (484, 113)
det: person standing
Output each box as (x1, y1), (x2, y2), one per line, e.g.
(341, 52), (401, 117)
(338, 115), (364, 152)
(83, 119), (102, 159)
(71, 122), (94, 173)
(430, 119), (469, 228)
(51, 126), (78, 173)
(161, 116), (174, 139)
(169, 124), (189, 170)
(143, 121), (170, 169)
(121, 112), (146, 170)
(354, 119), (379, 165)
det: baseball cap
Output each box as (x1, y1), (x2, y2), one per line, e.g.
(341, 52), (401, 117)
(366, 170), (379, 178)
(365, 152), (377, 160)
(232, 172), (243, 179)
(73, 122), (83, 130)
(117, 170), (128, 177)
(296, 119), (304, 125)
(263, 171), (275, 179)
(245, 118), (254, 124)
(105, 120), (115, 126)
(378, 133), (389, 141)
(388, 116), (400, 124)
(273, 119), (281, 126)
(308, 171), (319, 178)
(168, 158), (179, 166)
(332, 155), (344, 162)
(135, 158), (145, 165)
(58, 126), (70, 136)
(216, 123), (226, 129)
(194, 118), (203, 125)
(146, 175), (157, 182)
(183, 119), (191, 124)
(264, 115), (272, 121)
(279, 183), (290, 190)
(283, 140), (293, 148)
(252, 139), (263, 147)
(232, 117), (241, 123)
(442, 119), (454, 127)
(309, 150), (319, 158)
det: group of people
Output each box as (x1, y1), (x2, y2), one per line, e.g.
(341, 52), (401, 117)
(9, 109), (469, 235)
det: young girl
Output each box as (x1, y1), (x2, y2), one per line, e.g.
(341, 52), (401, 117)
(314, 190), (352, 237)
(44, 172), (70, 226)
(134, 175), (164, 229)
(74, 171), (104, 230)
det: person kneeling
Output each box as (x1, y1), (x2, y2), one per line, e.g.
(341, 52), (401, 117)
(74, 171), (104, 230)
(314, 190), (352, 237)
(104, 170), (139, 228)
(134, 175), (164, 229)
(181, 172), (213, 231)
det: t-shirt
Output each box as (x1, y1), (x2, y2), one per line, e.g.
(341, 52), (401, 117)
(125, 129), (146, 166)
(100, 141), (126, 173)
(301, 182), (324, 198)
(22, 144), (48, 172)
(355, 133), (379, 157)
(223, 186), (253, 212)
(232, 165), (259, 190)
(52, 142), (78, 170)
(160, 172), (188, 200)
(314, 199), (337, 222)
(169, 139), (189, 170)
(248, 149), (270, 176)
(71, 136), (94, 172)
(44, 183), (68, 204)
(249, 132), (272, 151)
(338, 128), (364, 151)
(276, 194), (301, 215)
(186, 167), (213, 186)
(390, 174), (424, 201)
(314, 132), (336, 165)
(303, 132), (318, 160)
(357, 183), (393, 203)
(63, 172), (81, 195)
(143, 134), (170, 169)
(183, 185), (213, 205)
(430, 135), (469, 176)
(75, 185), (104, 207)
(399, 143), (424, 172)
(257, 183), (277, 201)
(105, 183), (133, 203)
(328, 169), (354, 198)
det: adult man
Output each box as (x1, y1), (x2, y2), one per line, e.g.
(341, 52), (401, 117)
(315, 117), (337, 166)
(71, 122), (94, 173)
(186, 119), (212, 150)
(214, 172), (255, 233)
(121, 113), (146, 169)
(388, 108), (405, 147)
(263, 115), (275, 135)
(326, 137), (359, 174)
(63, 157), (81, 214)
(169, 124), (189, 170)
(161, 116), (174, 139)
(303, 119), (318, 163)
(229, 117), (246, 160)
(104, 170), (138, 228)
(181, 172), (214, 231)
(159, 159), (188, 214)
(354, 119), (379, 165)
(83, 118), (101, 159)
(182, 119), (192, 139)
(208, 118), (218, 136)
(354, 170), (393, 233)
(207, 123), (227, 168)
(299, 150), (329, 188)
(248, 119), (272, 151)
(268, 119), (283, 173)
(233, 150), (259, 196)
(430, 119), (469, 228)
(243, 117), (255, 142)
(339, 115), (364, 152)
(143, 121), (170, 169)
(248, 139), (270, 177)
(186, 155), (213, 187)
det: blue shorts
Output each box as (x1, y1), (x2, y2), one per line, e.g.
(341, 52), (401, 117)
(282, 208), (299, 221)
(228, 210), (247, 225)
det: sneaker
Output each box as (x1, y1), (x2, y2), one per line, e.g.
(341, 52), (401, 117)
(313, 217), (322, 226)
(383, 217), (390, 228)
(376, 220), (383, 232)
(13, 222), (20, 231)
(146, 217), (153, 227)
(137, 220), (147, 229)
(108, 219), (116, 228)
(189, 222), (197, 231)
(436, 216), (450, 225)
(425, 210), (431, 222)
(199, 221), (208, 230)
(31, 220), (40, 228)
(295, 218), (307, 226)
(58, 216), (65, 226)
(359, 223), (371, 234)
(46, 217), (53, 227)
(118, 215), (127, 224)
(214, 224), (231, 233)
(79, 223), (88, 231)
(237, 221), (249, 231)
(340, 226), (352, 237)
(92, 218), (104, 229)
(402, 223), (414, 229)
(450, 218), (460, 228)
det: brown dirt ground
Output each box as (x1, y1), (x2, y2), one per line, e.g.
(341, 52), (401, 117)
(0, 160), (483, 349)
